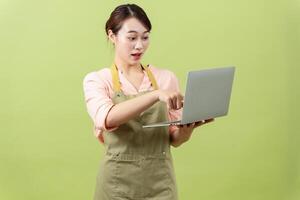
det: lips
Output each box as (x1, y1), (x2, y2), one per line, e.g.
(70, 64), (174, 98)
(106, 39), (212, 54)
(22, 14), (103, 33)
(131, 52), (143, 60)
(131, 53), (142, 56)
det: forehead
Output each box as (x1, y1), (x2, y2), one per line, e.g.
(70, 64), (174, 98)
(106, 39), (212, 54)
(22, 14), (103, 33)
(119, 17), (149, 34)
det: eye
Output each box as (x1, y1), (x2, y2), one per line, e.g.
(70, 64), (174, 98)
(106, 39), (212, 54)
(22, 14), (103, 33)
(143, 36), (149, 40)
(128, 37), (136, 41)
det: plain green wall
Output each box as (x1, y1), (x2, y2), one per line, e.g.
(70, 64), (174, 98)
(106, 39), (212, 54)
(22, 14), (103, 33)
(1, 0), (299, 199)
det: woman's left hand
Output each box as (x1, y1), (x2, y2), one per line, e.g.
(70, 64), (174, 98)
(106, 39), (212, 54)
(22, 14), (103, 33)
(170, 118), (215, 147)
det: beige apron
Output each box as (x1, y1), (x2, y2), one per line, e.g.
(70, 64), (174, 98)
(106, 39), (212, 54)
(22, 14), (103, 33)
(94, 63), (178, 200)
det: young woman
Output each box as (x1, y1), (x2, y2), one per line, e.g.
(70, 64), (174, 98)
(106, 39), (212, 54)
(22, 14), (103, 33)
(83, 3), (214, 200)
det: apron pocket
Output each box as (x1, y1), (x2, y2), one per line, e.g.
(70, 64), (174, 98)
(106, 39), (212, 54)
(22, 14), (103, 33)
(142, 158), (172, 197)
(113, 156), (172, 198)
(114, 159), (144, 198)
(97, 157), (119, 195)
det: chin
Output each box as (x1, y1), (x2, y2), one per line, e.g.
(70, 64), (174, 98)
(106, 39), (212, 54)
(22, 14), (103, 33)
(129, 59), (140, 66)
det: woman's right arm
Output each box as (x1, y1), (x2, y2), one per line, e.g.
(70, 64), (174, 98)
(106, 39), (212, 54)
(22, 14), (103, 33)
(105, 89), (183, 129)
(83, 71), (183, 135)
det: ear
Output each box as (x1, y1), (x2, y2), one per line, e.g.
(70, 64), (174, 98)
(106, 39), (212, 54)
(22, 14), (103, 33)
(107, 29), (116, 45)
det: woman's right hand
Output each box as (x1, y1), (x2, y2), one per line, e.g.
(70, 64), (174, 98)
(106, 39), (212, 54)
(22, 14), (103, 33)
(106, 89), (184, 129)
(156, 89), (184, 110)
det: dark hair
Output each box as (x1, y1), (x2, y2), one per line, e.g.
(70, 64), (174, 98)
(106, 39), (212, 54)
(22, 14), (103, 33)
(105, 4), (152, 36)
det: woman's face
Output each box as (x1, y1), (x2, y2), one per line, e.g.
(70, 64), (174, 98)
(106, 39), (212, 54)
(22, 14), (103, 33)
(109, 17), (150, 66)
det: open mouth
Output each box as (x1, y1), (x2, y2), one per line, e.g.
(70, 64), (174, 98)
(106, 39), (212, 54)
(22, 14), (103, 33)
(131, 53), (143, 60)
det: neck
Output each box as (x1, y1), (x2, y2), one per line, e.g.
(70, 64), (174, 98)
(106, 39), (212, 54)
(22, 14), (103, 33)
(114, 56), (143, 74)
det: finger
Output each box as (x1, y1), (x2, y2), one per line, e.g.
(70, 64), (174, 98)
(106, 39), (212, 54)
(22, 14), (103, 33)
(197, 119), (215, 127)
(176, 97), (181, 110)
(195, 121), (203, 126)
(172, 95), (178, 110)
(175, 124), (184, 128)
(194, 120), (205, 128)
(204, 118), (215, 124)
(168, 96), (174, 110)
(168, 98), (174, 110)
(187, 122), (195, 128)
(177, 95), (183, 109)
(167, 98), (172, 110)
(191, 122), (196, 128)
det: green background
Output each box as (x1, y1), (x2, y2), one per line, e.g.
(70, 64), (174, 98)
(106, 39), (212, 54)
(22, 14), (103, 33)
(1, 0), (299, 199)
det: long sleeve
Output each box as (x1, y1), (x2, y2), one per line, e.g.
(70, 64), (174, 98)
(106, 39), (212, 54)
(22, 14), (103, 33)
(82, 71), (118, 143)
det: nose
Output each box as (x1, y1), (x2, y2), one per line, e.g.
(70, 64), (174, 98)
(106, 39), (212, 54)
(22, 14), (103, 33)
(134, 39), (143, 50)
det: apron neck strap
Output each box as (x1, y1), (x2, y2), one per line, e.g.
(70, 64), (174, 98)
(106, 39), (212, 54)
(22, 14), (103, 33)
(111, 63), (159, 92)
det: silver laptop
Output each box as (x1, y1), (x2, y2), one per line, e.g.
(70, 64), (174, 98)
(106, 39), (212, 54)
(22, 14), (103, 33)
(142, 66), (235, 128)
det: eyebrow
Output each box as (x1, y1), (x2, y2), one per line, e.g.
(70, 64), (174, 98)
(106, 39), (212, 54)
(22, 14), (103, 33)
(127, 30), (149, 33)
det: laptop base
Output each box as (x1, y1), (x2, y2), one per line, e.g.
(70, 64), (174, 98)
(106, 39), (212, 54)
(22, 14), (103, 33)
(142, 120), (181, 128)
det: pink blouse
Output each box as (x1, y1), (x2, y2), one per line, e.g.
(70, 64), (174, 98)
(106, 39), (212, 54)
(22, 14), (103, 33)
(82, 64), (182, 143)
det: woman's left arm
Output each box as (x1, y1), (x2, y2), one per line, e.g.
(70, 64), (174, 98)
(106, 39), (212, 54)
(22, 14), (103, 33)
(170, 118), (215, 147)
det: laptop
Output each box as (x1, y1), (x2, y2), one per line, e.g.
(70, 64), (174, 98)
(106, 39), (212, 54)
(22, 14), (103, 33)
(142, 66), (235, 128)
